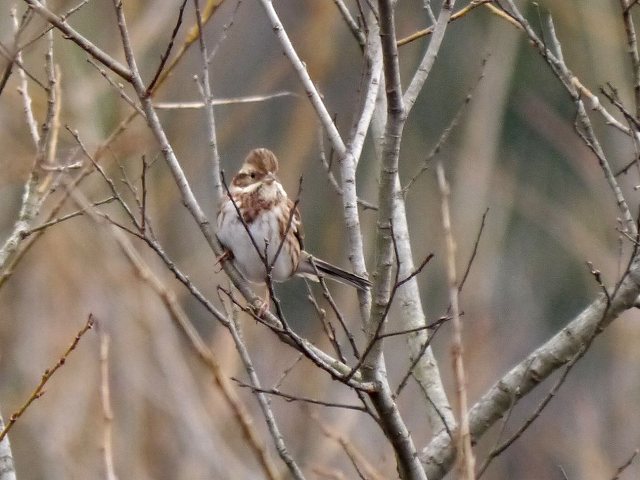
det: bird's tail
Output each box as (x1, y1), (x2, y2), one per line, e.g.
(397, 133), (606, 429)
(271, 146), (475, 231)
(307, 257), (371, 291)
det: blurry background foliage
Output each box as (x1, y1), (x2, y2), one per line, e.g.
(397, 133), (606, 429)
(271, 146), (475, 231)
(0, 0), (639, 479)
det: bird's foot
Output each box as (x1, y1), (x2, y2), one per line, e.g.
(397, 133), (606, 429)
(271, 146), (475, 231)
(252, 288), (271, 318)
(214, 249), (233, 272)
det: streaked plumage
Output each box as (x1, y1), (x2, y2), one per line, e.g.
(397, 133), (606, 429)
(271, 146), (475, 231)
(217, 148), (370, 291)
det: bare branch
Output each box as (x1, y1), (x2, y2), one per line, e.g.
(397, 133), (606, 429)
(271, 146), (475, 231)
(99, 331), (118, 480)
(619, 0), (640, 118)
(611, 449), (639, 480)
(312, 412), (387, 480)
(150, 0), (226, 92)
(318, 130), (378, 211)
(87, 59), (145, 116)
(0, 315), (95, 442)
(25, 196), (116, 235)
(393, 320), (446, 398)
(12, 8), (40, 149)
(233, 380), (369, 412)
(422, 261), (640, 479)
(24, 0), (132, 81)
(459, 208), (489, 293)
(496, 2), (637, 237)
(193, 0), (222, 204)
(397, 0), (491, 47)
(436, 163), (475, 479)
(146, 0), (188, 95)
(257, 0), (346, 156)
(71, 186), (282, 480)
(0, 413), (16, 480)
(227, 314), (306, 480)
(404, 0), (457, 114)
(404, 58), (486, 194)
(153, 91), (297, 109)
(332, 0), (366, 48)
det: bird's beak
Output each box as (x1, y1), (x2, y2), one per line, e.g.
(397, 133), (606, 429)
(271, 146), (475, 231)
(264, 172), (277, 184)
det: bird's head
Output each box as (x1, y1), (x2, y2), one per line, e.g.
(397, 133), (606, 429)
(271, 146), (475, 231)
(232, 148), (279, 188)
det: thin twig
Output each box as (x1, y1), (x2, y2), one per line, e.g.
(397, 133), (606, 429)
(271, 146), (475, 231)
(207, 0), (244, 62)
(99, 331), (118, 480)
(404, 59), (487, 194)
(403, 0), (458, 114)
(87, 59), (144, 116)
(381, 315), (451, 339)
(611, 449), (639, 480)
(0, 315), (95, 442)
(152, 0), (226, 90)
(437, 162), (475, 479)
(311, 412), (386, 480)
(11, 8), (40, 149)
(153, 91), (297, 109)
(306, 260), (360, 359)
(498, 2), (637, 237)
(25, 196), (116, 235)
(24, 0), (132, 81)
(227, 312), (306, 480)
(476, 360), (534, 478)
(66, 126), (140, 226)
(146, 0), (188, 95)
(74, 186), (281, 479)
(304, 282), (347, 362)
(140, 156), (149, 233)
(193, 0), (222, 203)
(233, 380), (368, 412)
(397, 0), (492, 47)
(619, 0), (640, 119)
(273, 354), (304, 390)
(393, 321), (446, 399)
(459, 208), (489, 292)
(332, 0), (366, 48)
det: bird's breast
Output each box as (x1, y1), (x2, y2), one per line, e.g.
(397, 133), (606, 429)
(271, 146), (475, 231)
(217, 196), (296, 283)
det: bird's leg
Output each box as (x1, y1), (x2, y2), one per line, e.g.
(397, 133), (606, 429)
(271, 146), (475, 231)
(214, 249), (234, 272)
(255, 286), (271, 317)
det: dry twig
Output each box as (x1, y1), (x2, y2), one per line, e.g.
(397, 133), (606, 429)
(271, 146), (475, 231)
(436, 163), (474, 479)
(0, 315), (95, 442)
(99, 331), (118, 480)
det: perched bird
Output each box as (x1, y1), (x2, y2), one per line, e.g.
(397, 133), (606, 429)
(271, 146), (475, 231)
(217, 148), (370, 291)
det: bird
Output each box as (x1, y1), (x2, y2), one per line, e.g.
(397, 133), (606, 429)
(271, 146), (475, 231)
(216, 148), (371, 292)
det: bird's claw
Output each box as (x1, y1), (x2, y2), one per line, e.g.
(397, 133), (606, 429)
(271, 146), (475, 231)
(214, 249), (233, 272)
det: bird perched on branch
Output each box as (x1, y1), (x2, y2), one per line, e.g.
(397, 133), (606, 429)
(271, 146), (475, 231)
(217, 148), (370, 291)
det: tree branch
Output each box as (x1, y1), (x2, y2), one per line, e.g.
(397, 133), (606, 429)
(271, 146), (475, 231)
(421, 260), (640, 479)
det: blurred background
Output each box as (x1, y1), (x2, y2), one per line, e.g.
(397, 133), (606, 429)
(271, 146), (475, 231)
(0, 0), (639, 478)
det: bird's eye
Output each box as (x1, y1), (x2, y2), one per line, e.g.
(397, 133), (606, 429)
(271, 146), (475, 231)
(250, 172), (256, 179)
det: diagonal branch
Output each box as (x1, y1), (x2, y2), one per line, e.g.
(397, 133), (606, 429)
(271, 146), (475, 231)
(421, 258), (640, 479)
(0, 315), (95, 442)
(23, 0), (132, 81)
(403, 0), (457, 114)
(495, 1), (637, 237)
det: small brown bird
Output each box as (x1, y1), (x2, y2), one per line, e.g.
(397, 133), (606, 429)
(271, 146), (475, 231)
(217, 148), (370, 291)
